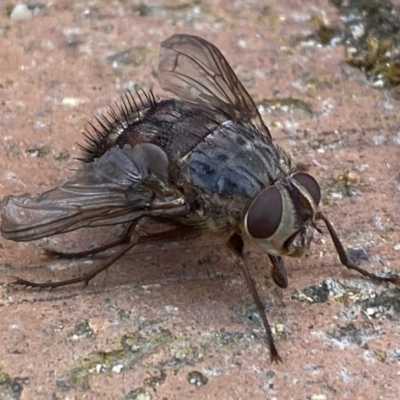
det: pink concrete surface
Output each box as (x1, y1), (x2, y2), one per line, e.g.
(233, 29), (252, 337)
(0, 1), (399, 399)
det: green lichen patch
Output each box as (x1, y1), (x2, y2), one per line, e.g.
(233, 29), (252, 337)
(0, 366), (24, 400)
(54, 149), (70, 161)
(168, 336), (205, 366)
(123, 387), (152, 400)
(292, 279), (348, 304)
(59, 329), (175, 391)
(321, 169), (361, 203)
(293, 281), (331, 304)
(304, 75), (335, 92)
(259, 98), (314, 120)
(288, 14), (342, 48)
(331, 0), (400, 91)
(326, 322), (371, 348)
(143, 369), (167, 388)
(357, 288), (400, 317)
(311, 15), (341, 46)
(232, 302), (288, 344)
(215, 331), (246, 347)
(187, 370), (209, 386)
(67, 320), (94, 341)
(25, 145), (51, 158)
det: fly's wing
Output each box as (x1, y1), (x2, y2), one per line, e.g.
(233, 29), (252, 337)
(1, 144), (185, 241)
(158, 34), (271, 138)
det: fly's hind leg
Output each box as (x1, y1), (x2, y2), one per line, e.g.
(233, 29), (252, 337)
(41, 221), (138, 260)
(14, 224), (200, 290)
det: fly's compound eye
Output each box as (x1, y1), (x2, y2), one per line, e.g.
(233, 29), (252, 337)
(246, 186), (282, 239)
(292, 172), (321, 206)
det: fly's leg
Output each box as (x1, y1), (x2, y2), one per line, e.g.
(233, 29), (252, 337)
(15, 237), (141, 289)
(14, 225), (199, 290)
(41, 221), (138, 260)
(228, 233), (282, 363)
(316, 211), (399, 285)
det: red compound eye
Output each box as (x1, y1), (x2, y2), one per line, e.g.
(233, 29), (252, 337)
(246, 187), (282, 239)
(293, 172), (321, 206)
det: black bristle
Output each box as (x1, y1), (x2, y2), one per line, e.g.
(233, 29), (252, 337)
(126, 91), (141, 121)
(136, 89), (145, 109)
(101, 113), (115, 130)
(78, 89), (157, 163)
(119, 95), (131, 126)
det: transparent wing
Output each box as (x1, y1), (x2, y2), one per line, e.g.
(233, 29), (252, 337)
(1, 144), (184, 241)
(158, 34), (271, 137)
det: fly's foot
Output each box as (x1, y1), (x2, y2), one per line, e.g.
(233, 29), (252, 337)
(381, 273), (400, 286)
(12, 276), (52, 289)
(12, 274), (92, 289)
(270, 353), (283, 364)
(41, 248), (64, 260)
(40, 248), (99, 260)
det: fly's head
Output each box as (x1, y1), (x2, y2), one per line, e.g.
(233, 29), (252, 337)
(244, 173), (321, 258)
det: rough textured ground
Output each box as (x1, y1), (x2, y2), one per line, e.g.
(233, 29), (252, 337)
(0, 1), (400, 399)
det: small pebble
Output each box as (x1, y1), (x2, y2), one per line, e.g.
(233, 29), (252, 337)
(366, 307), (376, 316)
(311, 395), (327, 400)
(112, 364), (124, 373)
(187, 371), (209, 386)
(62, 97), (81, 107)
(11, 4), (32, 21)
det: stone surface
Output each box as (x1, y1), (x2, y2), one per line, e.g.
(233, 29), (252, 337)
(0, 1), (399, 399)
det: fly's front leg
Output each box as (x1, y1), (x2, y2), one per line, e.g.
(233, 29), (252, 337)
(228, 233), (282, 363)
(316, 212), (399, 285)
(13, 224), (200, 290)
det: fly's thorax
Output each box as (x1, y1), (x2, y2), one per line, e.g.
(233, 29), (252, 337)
(243, 172), (321, 257)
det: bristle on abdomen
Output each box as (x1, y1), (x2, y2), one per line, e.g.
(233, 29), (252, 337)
(78, 89), (157, 163)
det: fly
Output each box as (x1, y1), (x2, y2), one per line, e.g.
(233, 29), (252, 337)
(1, 34), (398, 362)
